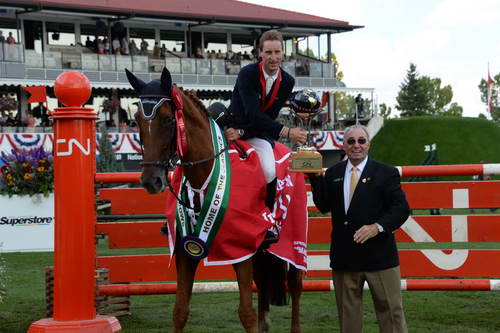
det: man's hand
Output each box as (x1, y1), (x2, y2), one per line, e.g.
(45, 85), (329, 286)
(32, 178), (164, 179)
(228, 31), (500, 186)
(353, 224), (379, 244)
(224, 128), (241, 142)
(289, 127), (307, 145)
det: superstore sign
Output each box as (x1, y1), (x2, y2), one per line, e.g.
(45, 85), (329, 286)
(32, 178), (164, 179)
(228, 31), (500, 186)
(0, 216), (54, 226)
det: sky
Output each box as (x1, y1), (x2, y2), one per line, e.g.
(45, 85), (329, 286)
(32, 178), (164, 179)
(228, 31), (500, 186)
(242, 0), (500, 117)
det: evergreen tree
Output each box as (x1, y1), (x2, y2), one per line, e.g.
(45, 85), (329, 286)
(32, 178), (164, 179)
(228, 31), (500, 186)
(396, 63), (463, 117)
(97, 126), (124, 173)
(396, 63), (430, 117)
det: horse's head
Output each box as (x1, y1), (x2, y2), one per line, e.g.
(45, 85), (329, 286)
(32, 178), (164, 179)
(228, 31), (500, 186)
(126, 67), (179, 194)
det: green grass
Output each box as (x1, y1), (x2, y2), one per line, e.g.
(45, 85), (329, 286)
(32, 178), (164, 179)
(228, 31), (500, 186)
(3, 117), (500, 332)
(1, 245), (499, 333)
(370, 116), (500, 167)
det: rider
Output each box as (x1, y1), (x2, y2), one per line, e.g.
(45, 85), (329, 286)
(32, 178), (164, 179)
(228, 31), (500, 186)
(221, 29), (307, 209)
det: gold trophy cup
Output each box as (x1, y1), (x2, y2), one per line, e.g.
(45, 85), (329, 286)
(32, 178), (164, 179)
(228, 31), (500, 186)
(289, 89), (323, 173)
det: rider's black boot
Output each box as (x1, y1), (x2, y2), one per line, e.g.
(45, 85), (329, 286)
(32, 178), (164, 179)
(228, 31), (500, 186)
(260, 178), (279, 250)
(265, 178), (277, 211)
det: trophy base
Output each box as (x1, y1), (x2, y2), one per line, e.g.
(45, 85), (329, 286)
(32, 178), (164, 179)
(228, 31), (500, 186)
(290, 147), (323, 173)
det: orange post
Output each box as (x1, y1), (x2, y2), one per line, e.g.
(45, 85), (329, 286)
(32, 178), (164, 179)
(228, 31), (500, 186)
(28, 72), (120, 332)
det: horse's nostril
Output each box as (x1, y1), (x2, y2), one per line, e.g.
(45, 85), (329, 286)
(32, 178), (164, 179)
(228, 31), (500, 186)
(153, 176), (164, 190)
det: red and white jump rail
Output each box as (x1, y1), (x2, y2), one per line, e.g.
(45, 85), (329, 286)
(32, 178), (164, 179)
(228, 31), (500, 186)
(396, 163), (500, 177)
(94, 163), (500, 184)
(98, 279), (500, 297)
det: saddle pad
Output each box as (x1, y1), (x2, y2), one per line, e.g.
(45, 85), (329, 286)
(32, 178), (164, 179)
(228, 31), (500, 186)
(165, 140), (308, 270)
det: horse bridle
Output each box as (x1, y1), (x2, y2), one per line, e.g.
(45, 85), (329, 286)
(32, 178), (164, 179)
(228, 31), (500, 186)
(137, 93), (230, 169)
(137, 92), (229, 209)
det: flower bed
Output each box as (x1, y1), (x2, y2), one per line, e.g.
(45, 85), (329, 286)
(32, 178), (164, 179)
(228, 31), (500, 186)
(0, 147), (55, 252)
(0, 147), (54, 196)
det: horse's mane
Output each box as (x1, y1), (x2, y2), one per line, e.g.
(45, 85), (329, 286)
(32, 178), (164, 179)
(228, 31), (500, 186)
(177, 85), (209, 118)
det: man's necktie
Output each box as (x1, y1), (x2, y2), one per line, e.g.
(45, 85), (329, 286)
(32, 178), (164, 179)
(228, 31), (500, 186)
(266, 77), (274, 95)
(349, 167), (359, 204)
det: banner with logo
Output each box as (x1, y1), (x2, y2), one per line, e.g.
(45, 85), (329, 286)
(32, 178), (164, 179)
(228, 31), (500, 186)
(0, 194), (54, 252)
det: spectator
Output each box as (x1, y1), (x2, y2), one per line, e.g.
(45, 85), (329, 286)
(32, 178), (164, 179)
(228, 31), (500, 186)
(121, 36), (129, 55)
(160, 44), (166, 58)
(0, 31), (4, 43)
(194, 47), (204, 59)
(251, 47), (257, 60)
(112, 37), (121, 55)
(97, 39), (104, 54)
(103, 38), (110, 54)
(92, 36), (99, 51)
(355, 93), (364, 119)
(118, 106), (130, 125)
(26, 113), (36, 132)
(6, 32), (16, 44)
(153, 42), (160, 58)
(140, 38), (149, 55)
(0, 111), (7, 125)
(216, 49), (224, 59)
(5, 112), (17, 126)
(85, 36), (93, 50)
(129, 40), (139, 56)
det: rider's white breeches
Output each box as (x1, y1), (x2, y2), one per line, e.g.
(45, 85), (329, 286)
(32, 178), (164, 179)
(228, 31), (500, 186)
(246, 138), (275, 183)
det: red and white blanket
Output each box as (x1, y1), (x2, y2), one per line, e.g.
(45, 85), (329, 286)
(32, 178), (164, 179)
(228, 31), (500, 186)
(165, 140), (308, 270)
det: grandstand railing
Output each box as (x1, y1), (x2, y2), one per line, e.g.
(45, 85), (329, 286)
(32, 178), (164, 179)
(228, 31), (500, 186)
(1, 47), (336, 78)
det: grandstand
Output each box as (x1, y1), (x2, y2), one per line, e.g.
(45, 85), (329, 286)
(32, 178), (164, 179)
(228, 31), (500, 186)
(0, 0), (381, 167)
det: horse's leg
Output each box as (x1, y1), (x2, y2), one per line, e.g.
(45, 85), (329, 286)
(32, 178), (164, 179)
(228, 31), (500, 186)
(287, 265), (303, 333)
(253, 253), (271, 333)
(233, 259), (257, 333)
(172, 249), (199, 333)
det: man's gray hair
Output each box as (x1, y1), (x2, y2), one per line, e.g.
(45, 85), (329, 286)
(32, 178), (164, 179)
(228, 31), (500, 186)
(344, 125), (370, 141)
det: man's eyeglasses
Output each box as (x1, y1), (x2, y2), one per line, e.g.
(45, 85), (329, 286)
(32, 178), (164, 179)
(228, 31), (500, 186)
(346, 137), (368, 145)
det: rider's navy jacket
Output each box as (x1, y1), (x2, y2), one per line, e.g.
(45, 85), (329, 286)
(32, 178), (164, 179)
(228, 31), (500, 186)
(228, 62), (295, 140)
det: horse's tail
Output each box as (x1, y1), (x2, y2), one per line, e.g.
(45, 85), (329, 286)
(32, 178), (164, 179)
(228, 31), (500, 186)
(253, 251), (289, 306)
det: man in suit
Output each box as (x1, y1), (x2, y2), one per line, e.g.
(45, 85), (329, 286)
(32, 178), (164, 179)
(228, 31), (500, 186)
(310, 125), (410, 333)
(224, 30), (306, 182)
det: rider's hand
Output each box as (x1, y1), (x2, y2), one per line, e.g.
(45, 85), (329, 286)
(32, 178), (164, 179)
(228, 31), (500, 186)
(225, 128), (241, 142)
(289, 127), (307, 145)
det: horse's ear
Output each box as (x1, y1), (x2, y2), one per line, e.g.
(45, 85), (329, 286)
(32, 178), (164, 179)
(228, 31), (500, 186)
(160, 67), (172, 92)
(125, 68), (146, 93)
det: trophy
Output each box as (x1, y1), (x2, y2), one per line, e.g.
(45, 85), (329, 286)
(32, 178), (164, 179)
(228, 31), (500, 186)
(289, 89), (323, 173)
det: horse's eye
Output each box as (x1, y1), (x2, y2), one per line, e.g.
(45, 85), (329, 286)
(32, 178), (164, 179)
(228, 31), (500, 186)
(161, 114), (175, 128)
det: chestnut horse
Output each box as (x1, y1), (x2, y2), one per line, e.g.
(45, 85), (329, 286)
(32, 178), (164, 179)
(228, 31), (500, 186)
(126, 67), (303, 333)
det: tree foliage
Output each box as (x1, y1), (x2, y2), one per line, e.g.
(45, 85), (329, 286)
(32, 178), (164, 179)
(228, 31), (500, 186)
(379, 103), (392, 119)
(396, 63), (462, 117)
(478, 72), (500, 122)
(97, 126), (124, 173)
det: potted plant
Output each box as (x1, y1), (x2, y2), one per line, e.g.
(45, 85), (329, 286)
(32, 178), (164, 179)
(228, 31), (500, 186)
(0, 147), (55, 252)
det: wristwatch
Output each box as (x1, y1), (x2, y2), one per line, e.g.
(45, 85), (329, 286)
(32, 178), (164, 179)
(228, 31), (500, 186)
(375, 223), (384, 233)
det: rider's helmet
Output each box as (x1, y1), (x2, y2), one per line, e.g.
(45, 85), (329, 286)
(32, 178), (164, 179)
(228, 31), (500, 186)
(289, 89), (321, 115)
